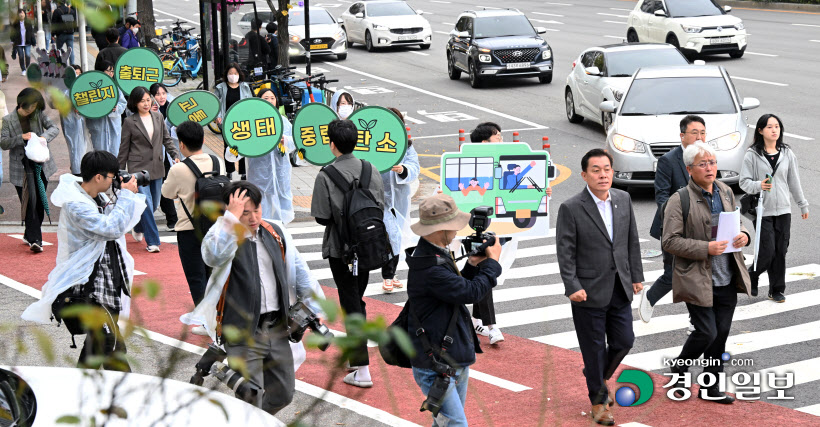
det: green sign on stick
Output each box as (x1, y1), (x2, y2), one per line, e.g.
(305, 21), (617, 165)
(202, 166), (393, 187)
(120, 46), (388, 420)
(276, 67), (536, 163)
(292, 103), (339, 167)
(114, 47), (163, 96)
(223, 98), (284, 158)
(166, 90), (221, 127)
(70, 71), (121, 119)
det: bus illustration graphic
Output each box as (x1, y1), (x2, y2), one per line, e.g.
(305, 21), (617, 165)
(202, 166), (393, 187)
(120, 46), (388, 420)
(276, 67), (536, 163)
(441, 143), (554, 237)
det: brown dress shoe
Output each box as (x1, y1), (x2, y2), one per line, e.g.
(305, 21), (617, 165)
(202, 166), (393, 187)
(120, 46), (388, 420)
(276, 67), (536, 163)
(591, 404), (615, 426)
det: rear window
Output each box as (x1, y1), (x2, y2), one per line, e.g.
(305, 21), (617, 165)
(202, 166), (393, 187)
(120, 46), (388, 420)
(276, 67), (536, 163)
(606, 48), (688, 77)
(620, 76), (736, 116)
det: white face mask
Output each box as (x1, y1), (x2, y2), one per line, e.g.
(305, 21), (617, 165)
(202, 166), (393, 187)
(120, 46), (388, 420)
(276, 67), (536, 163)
(227, 74), (239, 84)
(131, 27), (139, 35)
(338, 104), (354, 119)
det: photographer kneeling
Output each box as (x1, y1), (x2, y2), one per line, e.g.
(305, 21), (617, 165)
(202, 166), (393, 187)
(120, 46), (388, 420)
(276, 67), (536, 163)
(406, 194), (502, 427)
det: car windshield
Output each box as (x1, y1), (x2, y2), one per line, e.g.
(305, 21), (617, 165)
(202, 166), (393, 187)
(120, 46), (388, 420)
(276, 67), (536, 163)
(367, 2), (416, 17)
(619, 77), (736, 116)
(288, 10), (335, 26)
(473, 15), (535, 38)
(666, 0), (724, 18)
(606, 49), (688, 77)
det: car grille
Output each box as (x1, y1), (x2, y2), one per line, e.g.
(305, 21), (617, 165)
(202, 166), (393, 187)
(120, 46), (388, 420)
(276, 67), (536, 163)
(701, 43), (739, 53)
(631, 172), (656, 181)
(650, 143), (679, 159)
(301, 37), (335, 49)
(390, 27), (423, 35)
(494, 48), (540, 63)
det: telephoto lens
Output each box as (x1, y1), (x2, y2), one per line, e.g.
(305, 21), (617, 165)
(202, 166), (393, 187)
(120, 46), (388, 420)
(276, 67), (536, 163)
(420, 375), (451, 417)
(210, 361), (263, 404)
(189, 344), (227, 386)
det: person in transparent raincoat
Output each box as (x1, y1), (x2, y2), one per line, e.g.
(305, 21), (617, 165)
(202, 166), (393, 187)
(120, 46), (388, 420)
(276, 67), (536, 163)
(380, 108), (420, 293)
(55, 64), (87, 175)
(246, 88), (295, 223)
(21, 151), (146, 371)
(87, 59), (127, 155)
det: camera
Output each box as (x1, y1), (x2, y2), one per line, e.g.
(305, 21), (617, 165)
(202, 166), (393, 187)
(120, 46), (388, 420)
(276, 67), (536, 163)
(190, 343), (227, 386)
(287, 300), (334, 351)
(210, 361), (263, 404)
(461, 206), (510, 256)
(112, 169), (150, 191)
(420, 374), (452, 417)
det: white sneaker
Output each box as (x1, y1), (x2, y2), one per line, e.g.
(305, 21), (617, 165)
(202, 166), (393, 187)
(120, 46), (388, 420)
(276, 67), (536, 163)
(382, 278), (394, 293)
(687, 321), (695, 336)
(21, 71), (26, 76)
(146, 245), (160, 253)
(638, 286), (654, 323)
(489, 328), (505, 345)
(192, 325), (209, 336)
(472, 318), (489, 337)
(131, 229), (144, 242)
(343, 371), (373, 388)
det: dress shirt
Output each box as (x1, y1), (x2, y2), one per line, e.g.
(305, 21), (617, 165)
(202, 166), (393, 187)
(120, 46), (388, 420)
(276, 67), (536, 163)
(587, 186), (613, 241)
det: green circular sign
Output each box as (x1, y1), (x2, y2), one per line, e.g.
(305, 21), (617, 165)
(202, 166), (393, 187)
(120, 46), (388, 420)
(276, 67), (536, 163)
(166, 90), (221, 127)
(223, 98), (283, 157)
(348, 107), (408, 173)
(293, 103), (340, 167)
(114, 47), (164, 96)
(63, 66), (77, 89)
(70, 71), (121, 119)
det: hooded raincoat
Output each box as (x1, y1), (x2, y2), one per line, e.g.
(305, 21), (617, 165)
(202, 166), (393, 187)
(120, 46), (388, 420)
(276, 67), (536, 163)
(58, 89), (87, 174)
(246, 118), (295, 223)
(329, 90), (355, 119)
(21, 174), (146, 323)
(381, 145), (420, 257)
(87, 91), (127, 156)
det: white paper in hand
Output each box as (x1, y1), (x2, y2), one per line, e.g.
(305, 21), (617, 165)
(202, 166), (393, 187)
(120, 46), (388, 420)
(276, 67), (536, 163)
(716, 208), (742, 253)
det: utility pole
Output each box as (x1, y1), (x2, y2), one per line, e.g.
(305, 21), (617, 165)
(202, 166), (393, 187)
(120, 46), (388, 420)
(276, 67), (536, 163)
(35, 0), (45, 49)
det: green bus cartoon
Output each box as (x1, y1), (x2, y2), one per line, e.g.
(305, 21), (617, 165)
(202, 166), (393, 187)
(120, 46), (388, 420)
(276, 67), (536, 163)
(441, 143), (555, 237)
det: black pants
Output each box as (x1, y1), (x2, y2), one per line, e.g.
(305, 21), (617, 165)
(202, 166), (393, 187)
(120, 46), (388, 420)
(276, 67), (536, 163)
(472, 287), (496, 325)
(328, 257), (370, 366)
(571, 280), (634, 405)
(647, 250), (675, 306)
(159, 156), (178, 226)
(675, 285), (737, 376)
(78, 313), (131, 372)
(14, 168), (48, 245)
(749, 214), (791, 295)
(381, 255), (399, 280)
(177, 230), (211, 306)
(223, 139), (246, 176)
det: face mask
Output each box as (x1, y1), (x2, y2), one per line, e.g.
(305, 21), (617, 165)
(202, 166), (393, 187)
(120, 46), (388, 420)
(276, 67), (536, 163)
(131, 27), (139, 35)
(227, 74), (239, 84)
(338, 105), (354, 119)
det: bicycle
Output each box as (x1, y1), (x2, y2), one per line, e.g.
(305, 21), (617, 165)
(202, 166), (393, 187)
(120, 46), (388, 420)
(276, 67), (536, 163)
(163, 41), (203, 87)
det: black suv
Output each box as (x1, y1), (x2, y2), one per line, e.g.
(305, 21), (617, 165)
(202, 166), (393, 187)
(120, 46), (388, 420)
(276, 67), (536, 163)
(446, 9), (554, 88)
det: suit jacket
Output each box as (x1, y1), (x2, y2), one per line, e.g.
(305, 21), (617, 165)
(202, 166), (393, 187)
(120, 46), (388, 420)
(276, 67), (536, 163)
(118, 111), (180, 181)
(11, 20), (36, 46)
(98, 43), (127, 66)
(650, 145), (690, 240)
(0, 110), (60, 187)
(557, 187), (645, 308)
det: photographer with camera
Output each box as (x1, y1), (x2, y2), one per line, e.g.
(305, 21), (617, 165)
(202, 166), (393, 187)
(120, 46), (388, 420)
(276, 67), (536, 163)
(21, 151), (147, 371)
(405, 194), (502, 427)
(180, 181), (325, 415)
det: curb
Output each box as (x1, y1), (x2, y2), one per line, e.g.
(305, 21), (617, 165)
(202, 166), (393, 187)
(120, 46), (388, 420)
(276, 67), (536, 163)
(717, 0), (820, 12)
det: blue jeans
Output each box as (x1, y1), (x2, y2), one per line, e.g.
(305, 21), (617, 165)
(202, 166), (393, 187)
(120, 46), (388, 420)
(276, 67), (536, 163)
(413, 366), (470, 427)
(44, 28), (51, 49)
(16, 45), (31, 72)
(56, 33), (74, 65)
(134, 179), (162, 246)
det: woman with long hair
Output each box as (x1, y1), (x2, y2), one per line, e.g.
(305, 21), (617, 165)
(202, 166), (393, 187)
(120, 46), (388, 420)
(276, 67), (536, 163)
(739, 114), (809, 303)
(214, 63), (253, 178)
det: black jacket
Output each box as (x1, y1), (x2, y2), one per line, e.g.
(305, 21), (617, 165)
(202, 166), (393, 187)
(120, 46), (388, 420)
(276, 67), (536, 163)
(405, 238), (502, 370)
(51, 5), (77, 36)
(267, 34), (279, 68)
(11, 20), (36, 46)
(650, 145), (690, 240)
(244, 30), (270, 70)
(98, 43), (128, 67)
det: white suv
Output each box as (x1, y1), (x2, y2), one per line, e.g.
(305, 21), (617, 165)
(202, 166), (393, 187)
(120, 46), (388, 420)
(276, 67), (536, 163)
(627, 0), (747, 59)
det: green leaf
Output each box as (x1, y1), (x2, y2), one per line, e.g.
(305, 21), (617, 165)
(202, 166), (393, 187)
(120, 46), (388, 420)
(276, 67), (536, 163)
(315, 297), (339, 323)
(358, 118), (368, 128)
(390, 327), (416, 358)
(367, 119), (377, 129)
(221, 325), (244, 344)
(304, 333), (332, 350)
(31, 328), (55, 363)
(56, 415), (81, 424)
(145, 281), (160, 299)
(100, 405), (128, 419)
(225, 356), (249, 379)
(208, 398), (230, 421)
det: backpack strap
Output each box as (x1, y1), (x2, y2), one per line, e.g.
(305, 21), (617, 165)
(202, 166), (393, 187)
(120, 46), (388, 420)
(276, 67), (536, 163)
(179, 156), (218, 224)
(678, 187), (689, 235)
(207, 154), (221, 175)
(183, 156), (205, 179)
(409, 302), (461, 371)
(259, 221), (286, 259)
(359, 160), (372, 189)
(215, 277), (229, 345)
(321, 164), (352, 191)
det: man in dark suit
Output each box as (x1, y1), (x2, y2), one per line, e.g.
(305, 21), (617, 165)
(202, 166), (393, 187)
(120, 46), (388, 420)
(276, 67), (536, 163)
(557, 149), (644, 426)
(97, 28), (127, 67)
(640, 115), (706, 323)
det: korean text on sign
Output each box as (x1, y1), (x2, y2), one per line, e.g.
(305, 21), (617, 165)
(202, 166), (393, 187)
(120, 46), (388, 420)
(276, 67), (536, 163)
(299, 125), (329, 147)
(73, 85), (117, 106)
(230, 119), (277, 140)
(118, 65), (160, 82)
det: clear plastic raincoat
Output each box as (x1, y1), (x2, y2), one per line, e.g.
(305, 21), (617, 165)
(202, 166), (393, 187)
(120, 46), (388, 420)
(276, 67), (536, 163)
(87, 92), (127, 155)
(382, 145), (420, 257)
(58, 89), (87, 174)
(21, 174), (146, 323)
(246, 118), (295, 223)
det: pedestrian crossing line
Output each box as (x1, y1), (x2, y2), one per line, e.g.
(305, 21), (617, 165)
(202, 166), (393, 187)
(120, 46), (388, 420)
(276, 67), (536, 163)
(8, 234), (53, 246)
(797, 404), (820, 416)
(532, 264), (820, 348)
(622, 320), (820, 371)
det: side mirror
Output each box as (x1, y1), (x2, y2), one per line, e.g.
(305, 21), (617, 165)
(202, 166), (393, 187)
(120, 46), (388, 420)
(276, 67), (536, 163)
(585, 66), (602, 76)
(355, 12), (364, 19)
(456, 30), (471, 39)
(535, 26), (547, 34)
(693, 59), (706, 65)
(600, 100), (618, 114)
(654, 9), (667, 17)
(724, 5), (732, 13)
(417, 9), (424, 15)
(740, 97), (760, 111)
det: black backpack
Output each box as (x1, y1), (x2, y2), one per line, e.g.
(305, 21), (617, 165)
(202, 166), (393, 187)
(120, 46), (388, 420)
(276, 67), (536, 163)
(660, 187), (691, 242)
(180, 155), (231, 240)
(321, 160), (392, 274)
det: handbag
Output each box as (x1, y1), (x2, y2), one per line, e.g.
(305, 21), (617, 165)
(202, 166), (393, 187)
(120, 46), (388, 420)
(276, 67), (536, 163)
(379, 300), (460, 369)
(740, 155), (780, 217)
(24, 133), (50, 163)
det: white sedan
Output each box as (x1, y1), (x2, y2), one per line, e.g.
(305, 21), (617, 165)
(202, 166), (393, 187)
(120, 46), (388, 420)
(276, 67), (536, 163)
(339, 0), (433, 51)
(565, 43), (690, 134)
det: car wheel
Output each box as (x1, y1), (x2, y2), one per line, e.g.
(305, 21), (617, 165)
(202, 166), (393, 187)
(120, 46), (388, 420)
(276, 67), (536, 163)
(565, 88), (584, 124)
(420, 43), (431, 50)
(729, 48), (745, 58)
(538, 73), (552, 84)
(667, 34), (680, 48)
(343, 27), (353, 47)
(513, 216), (537, 229)
(365, 31), (376, 52)
(469, 60), (483, 88)
(337, 53), (347, 60)
(447, 53), (461, 80)
(627, 29), (639, 43)
(602, 109), (613, 135)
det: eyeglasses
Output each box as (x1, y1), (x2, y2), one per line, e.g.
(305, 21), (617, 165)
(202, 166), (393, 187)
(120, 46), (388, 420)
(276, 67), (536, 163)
(104, 174), (116, 180)
(692, 160), (717, 169)
(686, 131), (707, 136)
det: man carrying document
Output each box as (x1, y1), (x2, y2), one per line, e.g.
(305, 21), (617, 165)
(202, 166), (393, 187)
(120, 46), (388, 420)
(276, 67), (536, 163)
(661, 142), (751, 404)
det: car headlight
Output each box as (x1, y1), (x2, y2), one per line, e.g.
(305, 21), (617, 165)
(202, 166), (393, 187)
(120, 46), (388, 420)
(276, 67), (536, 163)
(681, 25), (702, 33)
(708, 131), (742, 151)
(373, 24), (387, 30)
(290, 35), (301, 43)
(735, 22), (745, 30)
(542, 49), (552, 60)
(479, 54), (491, 63)
(612, 134), (646, 153)
(333, 30), (345, 40)
(613, 90), (624, 102)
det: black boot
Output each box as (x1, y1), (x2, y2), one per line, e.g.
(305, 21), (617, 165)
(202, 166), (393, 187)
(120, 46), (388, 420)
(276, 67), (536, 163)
(748, 266), (758, 297)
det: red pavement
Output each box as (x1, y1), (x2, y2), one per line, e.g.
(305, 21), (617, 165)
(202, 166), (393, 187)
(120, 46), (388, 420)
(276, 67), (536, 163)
(1, 233), (818, 426)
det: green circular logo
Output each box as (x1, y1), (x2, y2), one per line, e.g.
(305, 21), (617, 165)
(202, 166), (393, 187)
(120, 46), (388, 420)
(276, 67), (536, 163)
(70, 71), (121, 119)
(114, 47), (164, 96)
(293, 103), (339, 167)
(166, 90), (221, 127)
(223, 98), (283, 157)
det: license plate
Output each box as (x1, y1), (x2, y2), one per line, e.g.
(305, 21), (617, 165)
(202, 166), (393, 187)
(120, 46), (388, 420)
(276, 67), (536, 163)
(507, 62), (531, 70)
(310, 44), (328, 49)
(398, 35), (414, 41)
(710, 37), (731, 44)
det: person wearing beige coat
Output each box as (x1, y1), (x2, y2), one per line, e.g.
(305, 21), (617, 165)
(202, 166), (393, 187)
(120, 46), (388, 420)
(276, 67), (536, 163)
(118, 87), (180, 252)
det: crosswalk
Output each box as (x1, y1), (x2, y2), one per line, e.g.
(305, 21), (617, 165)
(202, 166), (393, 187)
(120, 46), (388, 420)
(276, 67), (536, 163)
(284, 221), (820, 414)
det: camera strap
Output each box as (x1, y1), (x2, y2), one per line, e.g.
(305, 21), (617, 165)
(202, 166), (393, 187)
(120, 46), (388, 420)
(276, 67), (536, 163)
(410, 303), (460, 374)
